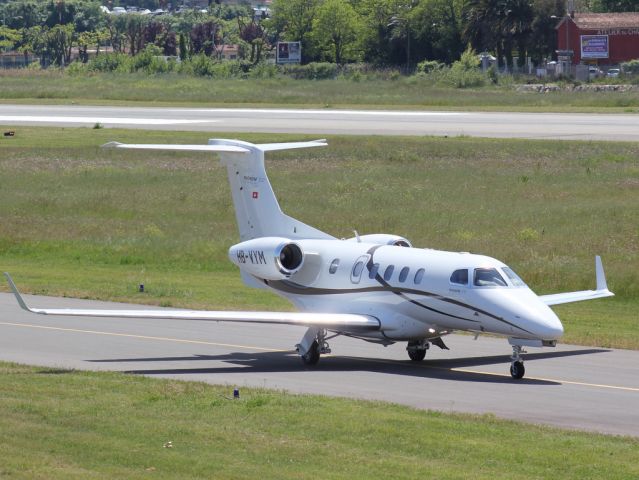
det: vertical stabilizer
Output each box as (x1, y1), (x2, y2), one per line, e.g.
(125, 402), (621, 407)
(211, 139), (333, 241)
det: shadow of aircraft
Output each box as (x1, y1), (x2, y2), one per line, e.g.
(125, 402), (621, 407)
(88, 347), (610, 386)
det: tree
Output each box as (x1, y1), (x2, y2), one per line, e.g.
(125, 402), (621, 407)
(409, 0), (464, 65)
(592, 0), (639, 11)
(1, 1), (45, 30)
(357, 0), (398, 65)
(463, 0), (533, 69)
(271, 0), (322, 62)
(190, 20), (220, 56)
(121, 13), (149, 55)
(312, 0), (362, 64)
(527, 0), (563, 65)
(0, 25), (21, 52)
(49, 23), (75, 65)
(237, 15), (268, 63)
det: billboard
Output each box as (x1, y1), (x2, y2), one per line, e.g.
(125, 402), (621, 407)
(276, 42), (301, 64)
(581, 35), (609, 59)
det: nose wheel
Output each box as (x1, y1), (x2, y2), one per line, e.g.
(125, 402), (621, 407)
(510, 345), (526, 379)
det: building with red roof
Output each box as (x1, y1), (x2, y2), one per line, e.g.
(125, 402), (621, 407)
(556, 12), (639, 66)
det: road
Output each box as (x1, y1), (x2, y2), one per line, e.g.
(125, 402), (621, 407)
(1, 104), (639, 140)
(1, 292), (637, 437)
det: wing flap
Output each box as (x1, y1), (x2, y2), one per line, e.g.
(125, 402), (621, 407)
(4, 273), (379, 331)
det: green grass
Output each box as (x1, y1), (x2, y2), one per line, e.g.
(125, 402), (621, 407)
(1, 69), (639, 111)
(0, 126), (637, 347)
(0, 361), (637, 479)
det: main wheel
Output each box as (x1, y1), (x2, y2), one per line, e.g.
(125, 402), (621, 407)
(510, 361), (525, 379)
(407, 348), (427, 362)
(301, 340), (320, 365)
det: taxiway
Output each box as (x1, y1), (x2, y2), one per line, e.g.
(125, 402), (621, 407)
(1, 292), (636, 437)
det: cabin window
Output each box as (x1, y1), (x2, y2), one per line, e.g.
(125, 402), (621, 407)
(474, 268), (507, 287)
(450, 269), (469, 286)
(399, 267), (410, 283)
(329, 258), (340, 274)
(352, 261), (365, 278)
(383, 265), (394, 281)
(414, 268), (425, 284)
(369, 263), (380, 279)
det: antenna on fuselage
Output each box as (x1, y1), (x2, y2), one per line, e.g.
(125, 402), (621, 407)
(353, 230), (361, 242)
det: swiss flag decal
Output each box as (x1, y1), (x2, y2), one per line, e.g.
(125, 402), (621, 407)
(252, 191), (259, 199)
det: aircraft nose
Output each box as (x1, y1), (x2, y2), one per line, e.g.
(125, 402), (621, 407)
(534, 311), (564, 340)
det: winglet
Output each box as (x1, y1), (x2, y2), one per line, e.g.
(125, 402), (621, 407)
(595, 255), (608, 292)
(3, 272), (31, 312)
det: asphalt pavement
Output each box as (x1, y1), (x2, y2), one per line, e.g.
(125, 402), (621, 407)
(1, 292), (637, 437)
(2, 104), (639, 140)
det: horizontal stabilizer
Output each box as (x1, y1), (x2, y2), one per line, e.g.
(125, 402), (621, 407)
(540, 256), (614, 306)
(4, 273), (379, 331)
(256, 140), (327, 152)
(101, 142), (250, 153)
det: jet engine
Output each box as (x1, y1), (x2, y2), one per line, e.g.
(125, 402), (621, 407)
(347, 233), (412, 248)
(229, 237), (304, 280)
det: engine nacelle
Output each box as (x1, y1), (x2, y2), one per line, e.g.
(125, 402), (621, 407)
(229, 237), (304, 280)
(347, 233), (412, 248)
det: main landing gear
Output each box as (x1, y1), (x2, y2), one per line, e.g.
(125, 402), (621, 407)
(296, 328), (331, 366)
(405, 337), (448, 361)
(406, 339), (429, 361)
(510, 344), (525, 380)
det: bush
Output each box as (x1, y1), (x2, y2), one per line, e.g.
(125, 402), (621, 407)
(87, 53), (132, 73)
(66, 60), (88, 76)
(416, 60), (444, 74)
(620, 59), (639, 75)
(280, 62), (338, 80)
(444, 47), (486, 88)
(248, 62), (280, 79)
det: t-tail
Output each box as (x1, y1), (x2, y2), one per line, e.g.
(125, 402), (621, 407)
(102, 138), (334, 241)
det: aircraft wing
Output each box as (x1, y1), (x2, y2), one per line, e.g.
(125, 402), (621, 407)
(102, 139), (327, 153)
(102, 142), (250, 153)
(3, 273), (379, 331)
(539, 256), (614, 306)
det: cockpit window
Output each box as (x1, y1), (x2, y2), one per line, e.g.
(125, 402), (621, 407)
(450, 269), (469, 286)
(502, 267), (527, 287)
(474, 268), (507, 287)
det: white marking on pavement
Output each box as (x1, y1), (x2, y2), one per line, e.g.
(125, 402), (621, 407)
(0, 116), (213, 125)
(178, 108), (466, 116)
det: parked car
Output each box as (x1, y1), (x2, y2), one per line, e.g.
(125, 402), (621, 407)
(588, 66), (603, 79)
(606, 68), (621, 78)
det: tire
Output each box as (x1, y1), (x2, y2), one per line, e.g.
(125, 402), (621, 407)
(510, 361), (525, 379)
(301, 340), (320, 365)
(408, 348), (427, 362)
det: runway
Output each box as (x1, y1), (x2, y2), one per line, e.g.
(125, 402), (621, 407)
(2, 104), (639, 140)
(1, 292), (637, 437)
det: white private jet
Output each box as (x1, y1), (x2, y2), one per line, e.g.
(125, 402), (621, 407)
(5, 138), (614, 379)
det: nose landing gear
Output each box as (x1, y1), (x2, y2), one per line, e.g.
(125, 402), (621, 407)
(510, 344), (526, 379)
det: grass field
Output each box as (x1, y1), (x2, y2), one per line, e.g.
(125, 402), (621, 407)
(0, 126), (637, 348)
(1, 69), (639, 111)
(0, 361), (637, 479)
